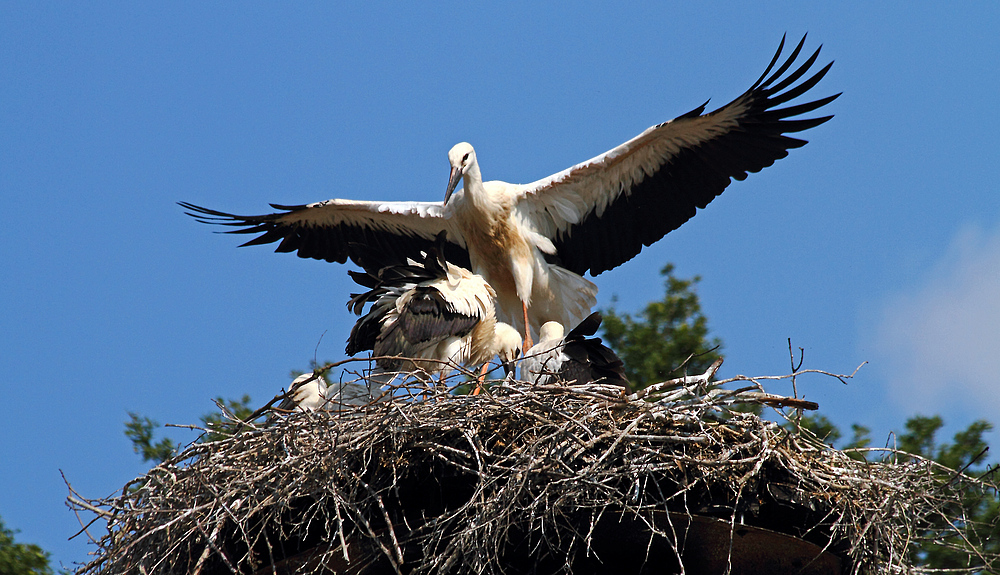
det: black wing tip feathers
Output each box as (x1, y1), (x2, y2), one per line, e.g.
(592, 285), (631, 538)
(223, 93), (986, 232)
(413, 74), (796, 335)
(567, 312), (602, 339)
(759, 34), (836, 107)
(344, 234), (457, 320)
(677, 101), (711, 121)
(704, 34), (838, 139)
(177, 201), (286, 229)
(735, 35), (836, 122)
(181, 199), (472, 271)
(551, 34), (837, 278)
(343, 233), (475, 358)
(269, 203), (309, 211)
(559, 312), (631, 392)
(177, 201), (231, 222)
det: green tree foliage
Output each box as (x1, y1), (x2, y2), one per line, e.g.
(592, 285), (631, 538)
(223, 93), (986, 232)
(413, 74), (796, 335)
(794, 413), (842, 444)
(125, 395), (259, 464)
(199, 394), (257, 443)
(601, 264), (722, 390)
(789, 416), (871, 461)
(790, 414), (998, 568)
(895, 416), (999, 568)
(0, 516), (51, 575)
(847, 423), (872, 452)
(124, 413), (177, 464)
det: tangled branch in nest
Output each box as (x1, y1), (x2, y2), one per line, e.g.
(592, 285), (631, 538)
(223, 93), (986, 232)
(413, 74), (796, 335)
(69, 360), (999, 574)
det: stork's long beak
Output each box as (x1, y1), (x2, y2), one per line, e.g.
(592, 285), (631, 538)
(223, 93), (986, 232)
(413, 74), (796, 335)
(501, 348), (521, 378)
(445, 166), (462, 204)
(501, 358), (516, 378)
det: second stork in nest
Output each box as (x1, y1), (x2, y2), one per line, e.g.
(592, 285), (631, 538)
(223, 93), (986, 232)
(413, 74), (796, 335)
(345, 234), (522, 389)
(522, 312), (631, 393)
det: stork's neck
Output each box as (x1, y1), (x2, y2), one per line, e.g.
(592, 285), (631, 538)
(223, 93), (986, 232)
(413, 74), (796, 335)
(461, 161), (490, 212)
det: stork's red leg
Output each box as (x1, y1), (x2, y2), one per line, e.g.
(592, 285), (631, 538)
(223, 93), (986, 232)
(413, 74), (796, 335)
(471, 362), (489, 395)
(522, 301), (533, 349)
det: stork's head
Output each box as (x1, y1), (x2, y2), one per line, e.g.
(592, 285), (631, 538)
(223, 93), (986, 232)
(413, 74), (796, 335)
(493, 322), (522, 377)
(537, 321), (565, 345)
(445, 142), (477, 204)
(288, 372), (329, 412)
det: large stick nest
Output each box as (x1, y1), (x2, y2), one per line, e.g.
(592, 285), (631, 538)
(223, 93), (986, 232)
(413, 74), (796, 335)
(70, 361), (999, 574)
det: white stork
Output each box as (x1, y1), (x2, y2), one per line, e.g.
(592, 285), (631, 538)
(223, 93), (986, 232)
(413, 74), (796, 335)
(275, 371), (383, 413)
(277, 371), (330, 412)
(345, 233), (522, 386)
(181, 35), (838, 345)
(521, 312), (631, 393)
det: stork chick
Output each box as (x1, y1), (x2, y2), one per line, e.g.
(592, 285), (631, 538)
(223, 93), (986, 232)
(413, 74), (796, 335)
(346, 233), (521, 388)
(521, 312), (631, 393)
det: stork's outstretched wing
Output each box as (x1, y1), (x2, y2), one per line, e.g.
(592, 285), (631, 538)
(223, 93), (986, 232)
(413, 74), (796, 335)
(179, 199), (471, 271)
(514, 35), (839, 276)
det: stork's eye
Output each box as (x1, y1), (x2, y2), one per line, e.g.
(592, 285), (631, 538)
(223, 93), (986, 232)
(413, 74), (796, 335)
(462, 153), (470, 163)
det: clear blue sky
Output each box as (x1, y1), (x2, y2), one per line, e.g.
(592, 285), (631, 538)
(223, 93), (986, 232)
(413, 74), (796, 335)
(2, 3), (998, 569)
